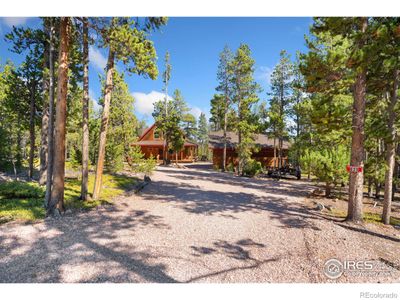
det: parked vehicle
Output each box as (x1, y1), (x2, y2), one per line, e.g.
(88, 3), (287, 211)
(267, 165), (301, 180)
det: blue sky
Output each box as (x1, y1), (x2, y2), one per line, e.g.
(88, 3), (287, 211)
(0, 17), (312, 125)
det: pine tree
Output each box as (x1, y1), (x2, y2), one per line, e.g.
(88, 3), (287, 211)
(230, 44), (260, 175)
(80, 17), (90, 200)
(47, 17), (71, 216)
(216, 45), (234, 171)
(161, 52), (172, 165)
(92, 17), (167, 199)
(302, 17), (372, 223)
(269, 50), (293, 174)
(209, 94), (225, 131)
(197, 113), (209, 158)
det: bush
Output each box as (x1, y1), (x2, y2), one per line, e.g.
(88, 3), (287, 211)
(243, 159), (263, 177)
(0, 181), (45, 199)
(226, 162), (235, 172)
(128, 146), (157, 176)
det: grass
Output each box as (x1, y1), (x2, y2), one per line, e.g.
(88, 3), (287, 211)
(328, 208), (400, 226)
(0, 173), (137, 224)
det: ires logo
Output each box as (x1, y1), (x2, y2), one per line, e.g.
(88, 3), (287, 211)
(323, 259), (391, 279)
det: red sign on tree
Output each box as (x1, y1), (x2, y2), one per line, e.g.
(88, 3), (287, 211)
(346, 165), (363, 173)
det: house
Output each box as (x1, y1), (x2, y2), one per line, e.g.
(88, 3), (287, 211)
(208, 130), (290, 169)
(132, 123), (198, 162)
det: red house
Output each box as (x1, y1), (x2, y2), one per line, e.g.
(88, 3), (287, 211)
(132, 123), (198, 162)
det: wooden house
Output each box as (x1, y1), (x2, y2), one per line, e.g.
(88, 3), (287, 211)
(132, 123), (198, 163)
(208, 131), (290, 169)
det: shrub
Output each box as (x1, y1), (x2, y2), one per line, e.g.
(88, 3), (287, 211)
(128, 146), (157, 176)
(243, 159), (263, 177)
(0, 181), (45, 199)
(226, 162), (235, 172)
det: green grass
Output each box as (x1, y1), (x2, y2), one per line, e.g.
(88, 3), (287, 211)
(328, 208), (400, 226)
(0, 173), (136, 224)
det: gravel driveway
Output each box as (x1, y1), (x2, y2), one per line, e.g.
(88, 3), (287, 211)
(0, 163), (399, 283)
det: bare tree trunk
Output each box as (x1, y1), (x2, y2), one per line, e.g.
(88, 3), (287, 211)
(346, 18), (367, 223)
(80, 18), (90, 201)
(367, 178), (373, 198)
(39, 26), (50, 185)
(28, 84), (36, 179)
(325, 182), (331, 198)
(92, 49), (115, 200)
(382, 69), (399, 224)
(47, 17), (71, 216)
(222, 107), (228, 171)
(45, 20), (56, 208)
(278, 137), (282, 178)
(375, 181), (381, 199)
(273, 136), (277, 169)
(347, 66), (367, 223)
(16, 108), (22, 171)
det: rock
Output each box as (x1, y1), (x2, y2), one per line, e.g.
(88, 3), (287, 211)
(315, 202), (325, 211)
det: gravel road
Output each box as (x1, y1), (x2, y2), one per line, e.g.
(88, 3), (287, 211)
(0, 163), (399, 283)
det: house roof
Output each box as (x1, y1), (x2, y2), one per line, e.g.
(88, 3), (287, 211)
(133, 140), (198, 147)
(134, 123), (198, 147)
(138, 123), (157, 141)
(208, 130), (290, 149)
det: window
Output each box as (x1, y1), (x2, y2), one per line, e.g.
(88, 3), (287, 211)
(154, 131), (160, 139)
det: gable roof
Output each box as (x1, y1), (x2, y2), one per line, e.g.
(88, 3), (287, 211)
(138, 123), (157, 141)
(208, 130), (290, 149)
(134, 123), (198, 147)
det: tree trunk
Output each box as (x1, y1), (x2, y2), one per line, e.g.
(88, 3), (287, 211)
(346, 68), (367, 223)
(16, 108), (22, 171)
(222, 106), (228, 171)
(347, 75), (367, 222)
(45, 20), (56, 208)
(47, 17), (71, 216)
(375, 181), (381, 200)
(273, 136), (277, 169)
(39, 28), (50, 185)
(28, 83), (36, 179)
(382, 69), (399, 224)
(92, 49), (115, 200)
(367, 178), (373, 198)
(80, 18), (90, 201)
(346, 18), (368, 223)
(278, 137), (282, 178)
(325, 182), (331, 198)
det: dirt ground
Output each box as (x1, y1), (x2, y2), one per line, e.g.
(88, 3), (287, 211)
(0, 163), (399, 283)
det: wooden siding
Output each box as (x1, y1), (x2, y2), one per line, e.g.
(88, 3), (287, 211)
(211, 147), (288, 169)
(140, 145), (197, 162)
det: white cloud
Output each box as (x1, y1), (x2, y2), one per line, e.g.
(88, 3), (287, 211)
(89, 89), (102, 112)
(190, 106), (203, 119)
(91, 99), (102, 113)
(189, 106), (211, 122)
(2, 17), (28, 28)
(255, 66), (274, 85)
(132, 91), (172, 116)
(89, 46), (107, 71)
